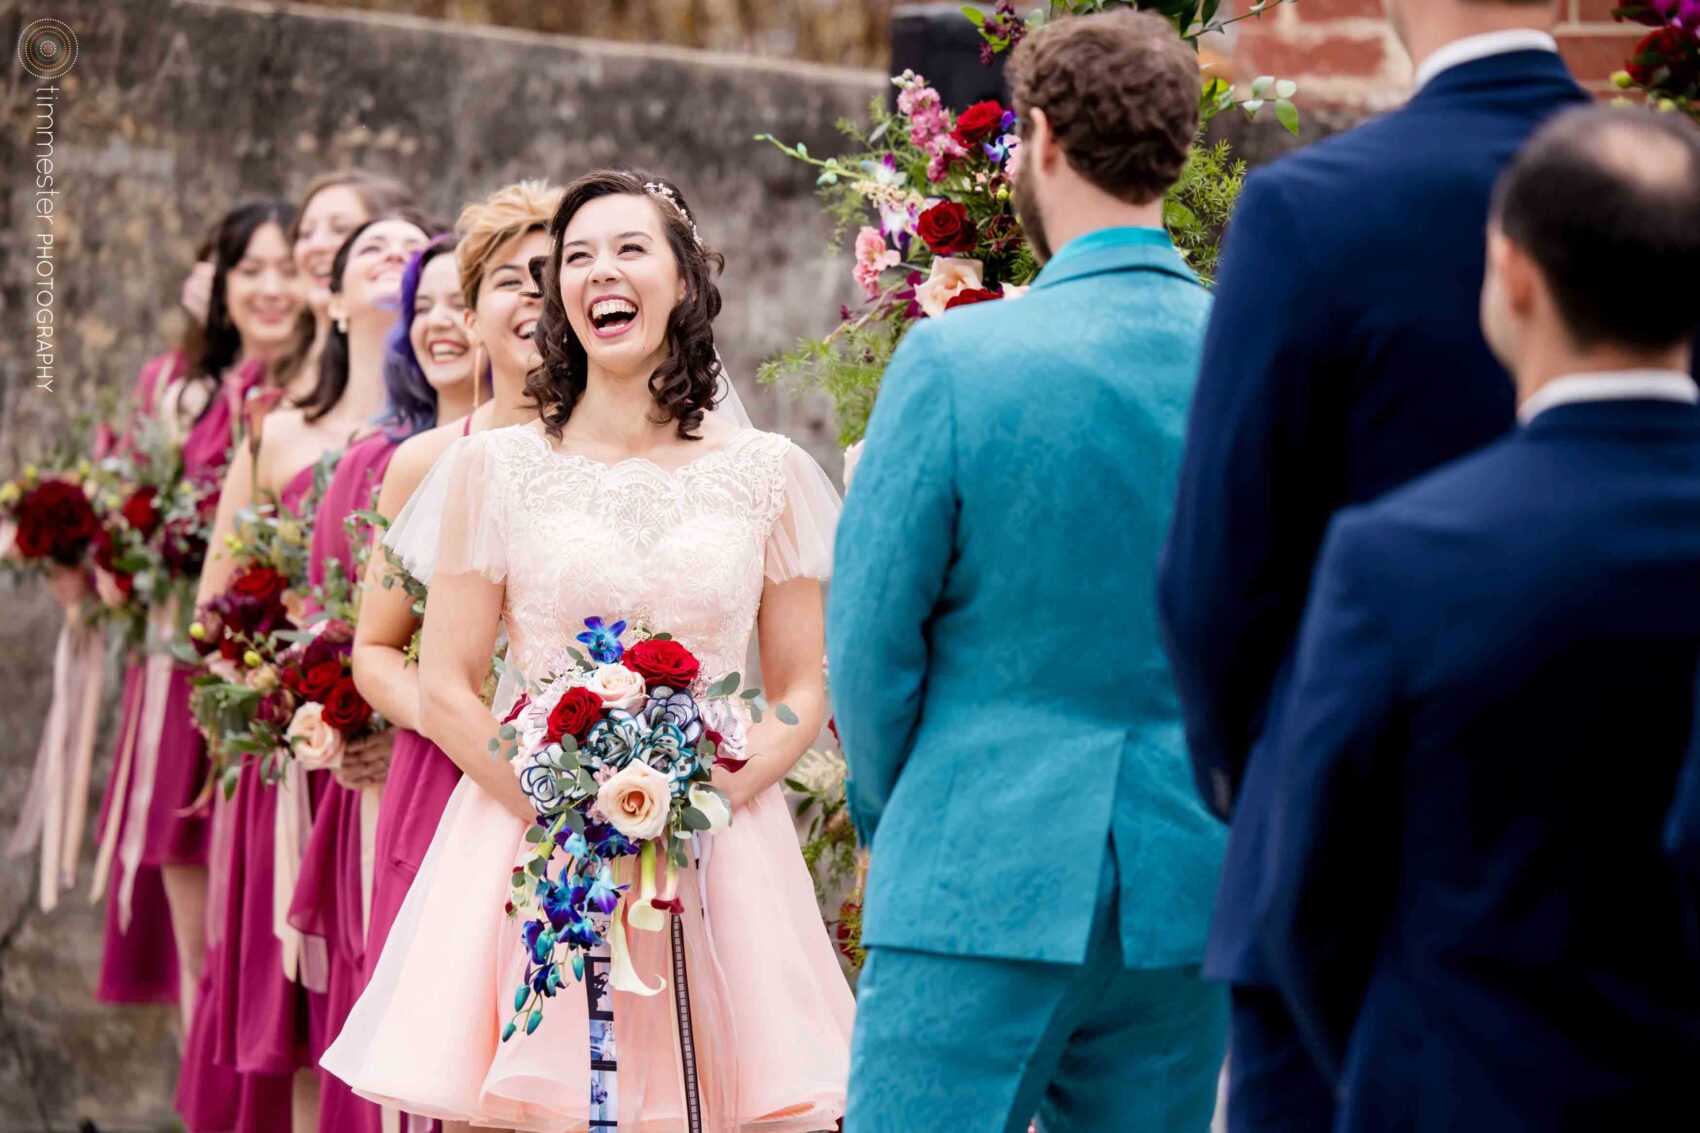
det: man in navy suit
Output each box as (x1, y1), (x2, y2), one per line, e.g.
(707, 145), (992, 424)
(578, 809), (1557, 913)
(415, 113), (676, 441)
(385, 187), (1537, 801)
(1156, 1), (1586, 1125)
(1260, 106), (1700, 1130)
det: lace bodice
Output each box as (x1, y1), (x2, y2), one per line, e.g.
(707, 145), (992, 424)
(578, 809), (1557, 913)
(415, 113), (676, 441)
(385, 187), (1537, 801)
(421, 420), (838, 694)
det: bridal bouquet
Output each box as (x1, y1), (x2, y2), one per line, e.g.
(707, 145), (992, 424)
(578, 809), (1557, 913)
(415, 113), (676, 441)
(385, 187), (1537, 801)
(501, 617), (792, 1041)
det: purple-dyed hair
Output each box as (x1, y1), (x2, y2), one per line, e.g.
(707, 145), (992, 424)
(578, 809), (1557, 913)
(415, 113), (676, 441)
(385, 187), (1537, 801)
(379, 234), (476, 440)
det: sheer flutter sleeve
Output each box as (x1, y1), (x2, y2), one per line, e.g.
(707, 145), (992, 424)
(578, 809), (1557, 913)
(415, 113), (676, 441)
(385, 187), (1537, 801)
(764, 441), (842, 584)
(384, 432), (508, 586)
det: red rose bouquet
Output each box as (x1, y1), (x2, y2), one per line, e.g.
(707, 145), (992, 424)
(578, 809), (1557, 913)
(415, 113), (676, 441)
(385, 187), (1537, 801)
(1614, 4), (1700, 119)
(1, 466), (101, 576)
(757, 2), (1299, 447)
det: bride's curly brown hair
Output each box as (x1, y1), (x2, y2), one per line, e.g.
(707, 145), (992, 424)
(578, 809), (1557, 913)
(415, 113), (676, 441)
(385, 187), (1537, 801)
(527, 169), (726, 440)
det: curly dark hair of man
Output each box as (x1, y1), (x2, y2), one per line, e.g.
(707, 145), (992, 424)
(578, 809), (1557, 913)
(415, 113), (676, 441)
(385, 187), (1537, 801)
(528, 169), (726, 440)
(1008, 8), (1200, 206)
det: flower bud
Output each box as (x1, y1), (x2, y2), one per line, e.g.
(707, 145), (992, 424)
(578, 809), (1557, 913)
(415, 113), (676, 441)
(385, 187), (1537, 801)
(1612, 70), (1634, 90)
(244, 650), (263, 669)
(189, 621), (207, 641)
(996, 186), (1010, 201)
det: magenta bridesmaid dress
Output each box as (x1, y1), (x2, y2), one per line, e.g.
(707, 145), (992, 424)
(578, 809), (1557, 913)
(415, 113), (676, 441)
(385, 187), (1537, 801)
(177, 454), (331, 1133)
(97, 351), (263, 1006)
(286, 431), (399, 1133)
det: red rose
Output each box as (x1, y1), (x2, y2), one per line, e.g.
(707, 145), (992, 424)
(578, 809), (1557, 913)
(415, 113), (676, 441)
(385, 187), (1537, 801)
(291, 660), (345, 702)
(1628, 26), (1700, 87)
(545, 686), (605, 744)
(944, 287), (1003, 310)
(231, 564), (287, 607)
(321, 678), (372, 734)
(916, 202), (979, 257)
(951, 99), (1005, 146)
(622, 639), (702, 691)
(120, 486), (161, 539)
(13, 479), (100, 566)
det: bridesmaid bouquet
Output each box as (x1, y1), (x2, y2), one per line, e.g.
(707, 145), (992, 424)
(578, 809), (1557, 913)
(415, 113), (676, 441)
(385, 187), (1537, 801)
(84, 423), (218, 648)
(183, 461), (330, 793)
(500, 616), (793, 1041)
(0, 463), (102, 581)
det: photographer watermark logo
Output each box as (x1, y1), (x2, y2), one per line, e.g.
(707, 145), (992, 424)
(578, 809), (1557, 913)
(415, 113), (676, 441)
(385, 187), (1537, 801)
(18, 19), (78, 80)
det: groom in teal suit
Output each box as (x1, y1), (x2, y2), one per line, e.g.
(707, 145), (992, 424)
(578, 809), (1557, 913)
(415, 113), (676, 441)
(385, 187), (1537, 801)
(829, 12), (1227, 1132)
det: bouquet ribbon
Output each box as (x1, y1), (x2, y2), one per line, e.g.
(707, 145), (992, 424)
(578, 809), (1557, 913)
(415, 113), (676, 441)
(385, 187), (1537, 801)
(8, 616), (105, 913)
(89, 599), (179, 928)
(274, 757), (328, 991)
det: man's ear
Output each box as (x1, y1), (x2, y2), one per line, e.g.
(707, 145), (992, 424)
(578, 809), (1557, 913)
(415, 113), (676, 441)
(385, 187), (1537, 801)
(1029, 106), (1062, 176)
(1494, 231), (1540, 321)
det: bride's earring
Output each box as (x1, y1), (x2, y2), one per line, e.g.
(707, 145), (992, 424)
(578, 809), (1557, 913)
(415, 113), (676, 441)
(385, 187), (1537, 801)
(335, 316), (349, 334)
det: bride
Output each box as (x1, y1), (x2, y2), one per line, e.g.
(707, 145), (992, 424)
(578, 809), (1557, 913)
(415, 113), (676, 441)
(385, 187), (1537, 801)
(322, 169), (853, 1132)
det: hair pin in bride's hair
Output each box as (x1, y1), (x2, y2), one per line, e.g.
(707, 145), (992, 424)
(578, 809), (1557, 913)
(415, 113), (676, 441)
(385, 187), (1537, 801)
(643, 180), (702, 250)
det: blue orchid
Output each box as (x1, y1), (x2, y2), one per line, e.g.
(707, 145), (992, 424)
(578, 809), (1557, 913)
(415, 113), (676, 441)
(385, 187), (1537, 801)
(522, 919), (554, 965)
(586, 868), (624, 916)
(576, 617), (627, 664)
(562, 913), (601, 951)
(541, 878), (577, 933)
(584, 821), (638, 859)
(559, 830), (591, 860)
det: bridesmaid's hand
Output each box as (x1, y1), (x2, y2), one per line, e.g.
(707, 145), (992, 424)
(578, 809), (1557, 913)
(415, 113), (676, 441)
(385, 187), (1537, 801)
(45, 563), (89, 616)
(335, 730), (393, 790)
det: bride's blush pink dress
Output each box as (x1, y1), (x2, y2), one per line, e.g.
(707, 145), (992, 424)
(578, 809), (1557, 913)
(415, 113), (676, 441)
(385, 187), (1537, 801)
(321, 420), (852, 1132)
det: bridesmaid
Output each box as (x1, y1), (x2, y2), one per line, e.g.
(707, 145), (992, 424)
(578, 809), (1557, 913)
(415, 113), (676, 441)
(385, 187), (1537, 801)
(285, 231), (463, 1133)
(275, 171), (417, 401)
(179, 212), (430, 1133)
(354, 182), (560, 981)
(94, 202), (303, 1030)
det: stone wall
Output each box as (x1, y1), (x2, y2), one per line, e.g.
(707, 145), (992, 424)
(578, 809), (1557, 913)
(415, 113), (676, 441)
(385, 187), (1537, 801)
(0, 2), (879, 1128)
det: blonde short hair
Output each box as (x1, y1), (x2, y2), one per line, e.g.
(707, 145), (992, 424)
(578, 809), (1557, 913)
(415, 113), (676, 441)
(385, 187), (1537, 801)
(455, 180), (564, 307)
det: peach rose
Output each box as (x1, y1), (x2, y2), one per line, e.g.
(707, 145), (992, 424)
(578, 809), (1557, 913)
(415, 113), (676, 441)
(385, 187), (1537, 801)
(595, 761), (672, 842)
(915, 257), (984, 318)
(287, 701), (345, 771)
(583, 663), (649, 713)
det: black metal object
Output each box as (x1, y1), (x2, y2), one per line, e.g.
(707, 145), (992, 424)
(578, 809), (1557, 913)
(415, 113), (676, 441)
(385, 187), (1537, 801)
(891, 2), (1011, 112)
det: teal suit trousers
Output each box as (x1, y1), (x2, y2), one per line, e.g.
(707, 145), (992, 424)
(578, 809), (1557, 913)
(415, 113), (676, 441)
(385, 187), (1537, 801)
(845, 843), (1226, 1133)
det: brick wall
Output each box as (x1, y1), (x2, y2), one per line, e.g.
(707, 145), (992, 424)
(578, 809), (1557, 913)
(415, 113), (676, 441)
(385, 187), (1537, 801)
(1229, 0), (1643, 112)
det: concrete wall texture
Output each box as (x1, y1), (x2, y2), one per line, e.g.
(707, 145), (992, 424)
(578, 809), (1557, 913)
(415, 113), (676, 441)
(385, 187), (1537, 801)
(1, 2), (878, 1127)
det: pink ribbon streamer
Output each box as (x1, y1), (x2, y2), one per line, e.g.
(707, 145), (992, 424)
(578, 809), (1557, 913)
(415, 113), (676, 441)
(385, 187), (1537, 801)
(8, 619), (105, 912)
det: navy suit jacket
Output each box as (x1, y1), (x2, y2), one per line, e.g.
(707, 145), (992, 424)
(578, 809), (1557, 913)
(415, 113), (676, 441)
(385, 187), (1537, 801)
(1157, 49), (1588, 984)
(1260, 399), (1700, 1131)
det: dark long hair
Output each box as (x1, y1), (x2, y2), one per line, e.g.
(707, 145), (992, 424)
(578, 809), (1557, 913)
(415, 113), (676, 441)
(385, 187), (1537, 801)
(379, 235), (464, 440)
(177, 201), (295, 423)
(529, 169), (725, 440)
(298, 210), (435, 423)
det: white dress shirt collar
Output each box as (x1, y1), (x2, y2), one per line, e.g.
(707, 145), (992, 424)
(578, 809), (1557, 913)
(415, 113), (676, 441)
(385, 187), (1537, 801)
(1414, 29), (1559, 90)
(1517, 370), (1698, 425)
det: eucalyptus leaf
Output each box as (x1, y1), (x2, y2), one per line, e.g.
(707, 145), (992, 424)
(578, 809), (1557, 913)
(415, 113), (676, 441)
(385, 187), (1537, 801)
(775, 703), (800, 726)
(524, 826), (547, 844)
(680, 807), (712, 832)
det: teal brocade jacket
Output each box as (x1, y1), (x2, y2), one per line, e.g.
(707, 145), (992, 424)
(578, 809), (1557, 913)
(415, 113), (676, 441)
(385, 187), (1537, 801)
(827, 227), (1226, 968)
